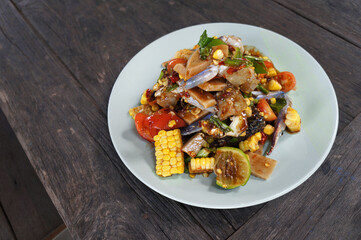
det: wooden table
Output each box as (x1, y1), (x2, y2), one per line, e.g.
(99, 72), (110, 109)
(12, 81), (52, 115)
(1, 0), (360, 239)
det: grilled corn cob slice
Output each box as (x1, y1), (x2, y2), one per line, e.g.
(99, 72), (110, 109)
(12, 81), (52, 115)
(285, 107), (301, 132)
(239, 132), (262, 152)
(188, 157), (215, 174)
(154, 129), (184, 177)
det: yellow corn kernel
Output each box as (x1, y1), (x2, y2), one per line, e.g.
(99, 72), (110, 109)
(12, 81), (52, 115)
(154, 129), (184, 177)
(263, 124), (275, 135)
(188, 157), (215, 174)
(128, 108), (136, 119)
(270, 98), (276, 104)
(268, 80), (282, 91)
(239, 132), (263, 152)
(245, 107), (252, 118)
(267, 67), (277, 77)
(151, 104), (159, 112)
(260, 78), (267, 84)
(262, 56), (269, 60)
(285, 107), (301, 132)
(245, 98), (251, 106)
(140, 89), (153, 105)
(249, 97), (254, 101)
(168, 120), (176, 128)
(212, 49), (224, 60)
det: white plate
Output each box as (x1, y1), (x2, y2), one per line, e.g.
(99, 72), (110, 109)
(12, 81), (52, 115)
(108, 23), (338, 209)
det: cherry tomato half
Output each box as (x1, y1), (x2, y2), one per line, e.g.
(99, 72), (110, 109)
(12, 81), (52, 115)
(135, 113), (155, 142)
(274, 71), (296, 92)
(134, 109), (186, 142)
(167, 58), (187, 73)
(148, 109), (186, 130)
(264, 60), (274, 68)
(257, 99), (277, 121)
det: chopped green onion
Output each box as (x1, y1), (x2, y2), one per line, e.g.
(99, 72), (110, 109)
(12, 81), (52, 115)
(166, 83), (178, 92)
(224, 58), (246, 67)
(158, 69), (165, 80)
(233, 47), (242, 58)
(210, 116), (233, 133)
(257, 84), (269, 94)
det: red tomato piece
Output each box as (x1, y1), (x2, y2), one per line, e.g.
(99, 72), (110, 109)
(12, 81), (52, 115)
(274, 71), (296, 92)
(147, 109), (186, 130)
(257, 99), (277, 121)
(167, 58), (187, 73)
(264, 60), (274, 68)
(134, 113), (154, 142)
(134, 109), (186, 142)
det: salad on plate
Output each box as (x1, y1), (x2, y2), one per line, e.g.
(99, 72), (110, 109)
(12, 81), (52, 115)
(128, 30), (301, 189)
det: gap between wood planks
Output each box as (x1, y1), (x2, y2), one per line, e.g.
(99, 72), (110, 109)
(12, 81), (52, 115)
(0, 202), (17, 240)
(225, 112), (361, 239)
(3, 1), (229, 237)
(271, 0), (361, 50)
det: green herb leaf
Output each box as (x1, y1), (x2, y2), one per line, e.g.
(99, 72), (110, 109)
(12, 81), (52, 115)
(253, 61), (267, 74)
(209, 116), (233, 133)
(233, 47), (242, 58)
(198, 30), (213, 48)
(198, 30), (226, 60)
(224, 58), (246, 67)
(270, 98), (287, 114)
(207, 38), (226, 47)
(199, 47), (212, 60)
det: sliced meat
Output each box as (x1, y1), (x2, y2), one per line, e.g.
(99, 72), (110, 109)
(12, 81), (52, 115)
(216, 86), (247, 120)
(185, 49), (211, 79)
(173, 63), (186, 77)
(198, 78), (227, 92)
(182, 133), (207, 157)
(247, 152), (277, 180)
(224, 66), (259, 93)
(156, 92), (180, 108)
(177, 109), (209, 125)
(187, 87), (217, 109)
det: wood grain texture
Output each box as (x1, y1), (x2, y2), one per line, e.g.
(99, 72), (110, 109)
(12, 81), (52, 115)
(274, 0), (361, 48)
(11, 0), (360, 128)
(0, 1), (212, 239)
(0, 205), (15, 240)
(0, 0), (360, 239)
(0, 110), (63, 240)
(228, 113), (361, 240)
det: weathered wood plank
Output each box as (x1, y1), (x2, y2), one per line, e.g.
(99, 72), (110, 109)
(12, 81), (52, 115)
(7, 0), (360, 237)
(0, 1), (212, 239)
(305, 159), (361, 239)
(10, 0), (361, 120)
(274, 0), (361, 48)
(0, 109), (63, 240)
(228, 113), (361, 240)
(0, 205), (15, 240)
